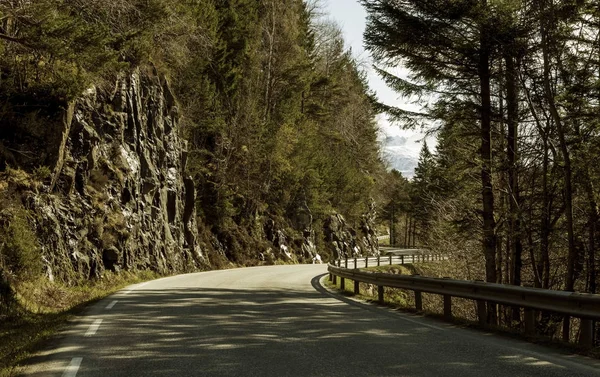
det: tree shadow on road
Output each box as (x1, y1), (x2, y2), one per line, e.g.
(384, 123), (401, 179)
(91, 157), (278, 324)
(20, 274), (600, 377)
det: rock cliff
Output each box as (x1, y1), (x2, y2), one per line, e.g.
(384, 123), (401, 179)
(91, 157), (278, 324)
(323, 202), (379, 260)
(1, 68), (204, 283)
(1, 66), (381, 284)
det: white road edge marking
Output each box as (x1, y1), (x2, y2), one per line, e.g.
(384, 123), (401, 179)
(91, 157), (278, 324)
(85, 319), (103, 337)
(105, 300), (118, 310)
(122, 281), (150, 295)
(62, 357), (82, 377)
(136, 281), (150, 289)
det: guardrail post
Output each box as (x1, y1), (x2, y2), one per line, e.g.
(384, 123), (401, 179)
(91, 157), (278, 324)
(415, 290), (423, 311)
(579, 319), (594, 348)
(325, 264), (600, 344)
(365, 256), (369, 268)
(337, 259), (341, 267)
(524, 308), (535, 336)
(344, 258), (347, 268)
(411, 254), (415, 263)
(477, 300), (487, 326)
(354, 257), (358, 269)
(377, 255), (381, 266)
(444, 295), (452, 320)
(401, 255), (404, 265)
(340, 277), (345, 291)
(389, 254), (392, 265)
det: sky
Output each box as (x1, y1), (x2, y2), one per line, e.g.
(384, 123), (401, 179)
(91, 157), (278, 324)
(321, 0), (433, 158)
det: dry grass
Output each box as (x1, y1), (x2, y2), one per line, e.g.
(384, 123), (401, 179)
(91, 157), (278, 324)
(0, 270), (159, 376)
(326, 262), (600, 358)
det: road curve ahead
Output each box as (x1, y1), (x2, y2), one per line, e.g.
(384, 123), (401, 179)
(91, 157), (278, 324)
(22, 265), (600, 377)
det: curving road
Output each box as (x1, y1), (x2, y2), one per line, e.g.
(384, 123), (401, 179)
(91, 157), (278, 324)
(22, 265), (600, 376)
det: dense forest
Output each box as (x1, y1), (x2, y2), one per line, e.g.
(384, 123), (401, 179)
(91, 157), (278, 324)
(3, 0), (599, 346)
(364, 0), (600, 339)
(0, 0), (388, 313)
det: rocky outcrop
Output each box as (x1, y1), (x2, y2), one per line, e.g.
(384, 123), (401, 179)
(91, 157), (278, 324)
(360, 200), (379, 256)
(323, 204), (379, 260)
(263, 218), (294, 261)
(18, 68), (204, 282)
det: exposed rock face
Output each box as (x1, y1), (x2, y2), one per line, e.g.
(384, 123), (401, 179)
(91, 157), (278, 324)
(264, 218), (293, 261)
(300, 229), (318, 261)
(24, 68), (204, 282)
(323, 206), (379, 260)
(360, 201), (379, 256)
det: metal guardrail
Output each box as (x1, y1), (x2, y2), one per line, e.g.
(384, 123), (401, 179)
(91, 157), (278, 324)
(334, 254), (442, 269)
(328, 258), (600, 348)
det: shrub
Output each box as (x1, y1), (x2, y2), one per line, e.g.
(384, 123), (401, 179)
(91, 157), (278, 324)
(0, 208), (42, 282)
(33, 166), (52, 181)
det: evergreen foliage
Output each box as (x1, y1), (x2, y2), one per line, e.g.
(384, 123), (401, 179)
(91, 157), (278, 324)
(362, 0), (600, 337)
(0, 1), (385, 267)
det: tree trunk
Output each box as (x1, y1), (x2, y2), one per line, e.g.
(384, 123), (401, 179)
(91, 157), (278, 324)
(405, 216), (409, 247)
(263, 0), (276, 122)
(479, 0), (497, 324)
(479, 1), (497, 284)
(573, 123), (598, 294)
(540, 0), (576, 341)
(497, 69), (505, 286)
(506, 52), (522, 291)
(411, 214), (417, 247)
(541, 135), (551, 289)
(390, 205), (395, 246)
(541, 5), (576, 293)
(505, 52), (522, 323)
(519, 69), (551, 289)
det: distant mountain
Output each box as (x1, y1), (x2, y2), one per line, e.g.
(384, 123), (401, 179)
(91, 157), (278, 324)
(383, 135), (409, 147)
(380, 135), (419, 178)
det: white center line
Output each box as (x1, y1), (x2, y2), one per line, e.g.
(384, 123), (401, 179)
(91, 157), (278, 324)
(62, 357), (82, 377)
(85, 319), (103, 337)
(105, 300), (118, 310)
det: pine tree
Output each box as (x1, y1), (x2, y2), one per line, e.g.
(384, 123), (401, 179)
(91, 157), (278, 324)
(361, 0), (502, 286)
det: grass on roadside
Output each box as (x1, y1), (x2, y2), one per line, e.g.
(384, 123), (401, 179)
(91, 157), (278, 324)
(325, 263), (600, 358)
(324, 264), (415, 307)
(0, 270), (160, 377)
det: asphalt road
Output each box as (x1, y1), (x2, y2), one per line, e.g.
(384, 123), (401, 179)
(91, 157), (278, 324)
(21, 265), (600, 377)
